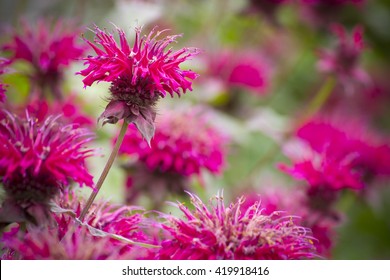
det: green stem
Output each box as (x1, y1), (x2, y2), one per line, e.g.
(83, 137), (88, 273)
(301, 76), (336, 123)
(78, 121), (128, 222)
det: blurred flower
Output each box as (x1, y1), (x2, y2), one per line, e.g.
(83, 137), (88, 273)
(54, 195), (157, 259)
(78, 25), (199, 143)
(1, 224), (126, 260)
(0, 58), (11, 104)
(119, 108), (227, 205)
(0, 110), (94, 214)
(206, 50), (271, 96)
(26, 95), (94, 127)
(1, 195), (157, 260)
(156, 192), (318, 260)
(317, 24), (370, 94)
(281, 116), (390, 207)
(2, 19), (85, 99)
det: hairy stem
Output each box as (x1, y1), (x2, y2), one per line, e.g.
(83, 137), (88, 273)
(79, 121), (128, 222)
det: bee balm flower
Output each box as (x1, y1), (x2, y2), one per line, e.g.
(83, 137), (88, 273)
(156, 193), (318, 260)
(0, 110), (94, 206)
(119, 109), (227, 205)
(2, 19), (85, 99)
(78, 26), (199, 143)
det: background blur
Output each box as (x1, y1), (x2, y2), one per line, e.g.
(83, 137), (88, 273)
(1, 0), (390, 259)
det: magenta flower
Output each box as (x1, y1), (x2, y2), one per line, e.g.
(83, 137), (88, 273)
(2, 19), (85, 99)
(119, 109), (227, 205)
(0, 110), (94, 206)
(317, 24), (370, 94)
(78, 25), (199, 142)
(239, 189), (339, 257)
(206, 50), (271, 96)
(280, 116), (390, 207)
(120, 109), (226, 176)
(156, 193), (318, 260)
(1, 195), (157, 260)
(26, 95), (94, 128)
(1, 224), (126, 260)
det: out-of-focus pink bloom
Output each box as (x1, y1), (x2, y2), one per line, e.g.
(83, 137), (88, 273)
(78, 25), (199, 143)
(120, 108), (227, 177)
(26, 95), (94, 127)
(0, 110), (95, 205)
(1, 224), (126, 260)
(119, 108), (227, 205)
(281, 116), (390, 203)
(206, 50), (271, 96)
(297, 117), (390, 176)
(156, 192), (318, 260)
(2, 19), (85, 99)
(317, 24), (370, 94)
(281, 150), (364, 193)
(1, 195), (157, 260)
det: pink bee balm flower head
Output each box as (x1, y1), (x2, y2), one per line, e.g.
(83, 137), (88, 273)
(280, 115), (390, 209)
(120, 108), (227, 176)
(52, 195), (157, 259)
(0, 110), (95, 206)
(317, 24), (370, 94)
(119, 108), (227, 205)
(207, 50), (271, 96)
(26, 95), (94, 128)
(1, 224), (133, 260)
(1, 194), (157, 260)
(238, 189), (338, 257)
(2, 19), (85, 99)
(156, 192), (318, 260)
(78, 25), (199, 143)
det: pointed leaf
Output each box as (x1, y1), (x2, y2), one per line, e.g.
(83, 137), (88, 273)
(98, 100), (129, 125)
(133, 108), (156, 146)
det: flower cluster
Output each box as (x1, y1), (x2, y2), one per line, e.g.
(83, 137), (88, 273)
(156, 193), (317, 260)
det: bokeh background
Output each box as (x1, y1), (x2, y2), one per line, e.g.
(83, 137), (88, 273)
(1, 0), (390, 259)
